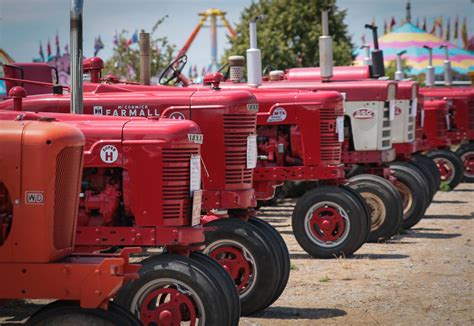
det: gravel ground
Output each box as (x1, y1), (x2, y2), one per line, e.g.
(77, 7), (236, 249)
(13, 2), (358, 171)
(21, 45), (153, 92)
(1, 184), (473, 325)
(241, 183), (474, 326)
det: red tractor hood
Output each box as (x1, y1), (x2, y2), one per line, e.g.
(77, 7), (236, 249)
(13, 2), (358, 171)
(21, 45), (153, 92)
(285, 66), (371, 82)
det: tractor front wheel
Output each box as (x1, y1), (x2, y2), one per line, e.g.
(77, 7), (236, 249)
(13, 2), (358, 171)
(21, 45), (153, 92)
(455, 143), (474, 183)
(410, 154), (441, 199)
(348, 174), (403, 242)
(427, 149), (464, 190)
(291, 186), (369, 258)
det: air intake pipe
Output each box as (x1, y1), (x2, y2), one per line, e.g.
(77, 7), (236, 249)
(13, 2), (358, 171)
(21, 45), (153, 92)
(440, 44), (452, 86)
(365, 24), (385, 78)
(423, 45), (435, 87)
(247, 16), (263, 87)
(70, 0), (83, 114)
(319, 8), (333, 81)
(228, 55), (245, 83)
(395, 50), (407, 81)
(360, 44), (372, 66)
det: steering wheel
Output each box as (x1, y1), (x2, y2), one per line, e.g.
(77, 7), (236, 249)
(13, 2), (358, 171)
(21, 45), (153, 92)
(159, 55), (188, 85)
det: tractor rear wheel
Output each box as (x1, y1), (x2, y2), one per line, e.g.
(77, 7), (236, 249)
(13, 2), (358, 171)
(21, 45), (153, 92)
(427, 149), (464, 190)
(390, 163), (429, 229)
(203, 218), (281, 316)
(410, 154), (441, 198)
(348, 174), (403, 242)
(248, 217), (290, 309)
(291, 186), (369, 258)
(455, 143), (474, 183)
(27, 301), (141, 325)
(115, 253), (233, 326)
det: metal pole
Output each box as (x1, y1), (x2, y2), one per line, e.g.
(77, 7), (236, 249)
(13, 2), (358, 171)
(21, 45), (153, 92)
(139, 31), (151, 85)
(70, 0), (83, 114)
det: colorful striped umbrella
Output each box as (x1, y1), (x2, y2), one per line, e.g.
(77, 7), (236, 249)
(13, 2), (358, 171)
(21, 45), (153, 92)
(355, 22), (474, 75)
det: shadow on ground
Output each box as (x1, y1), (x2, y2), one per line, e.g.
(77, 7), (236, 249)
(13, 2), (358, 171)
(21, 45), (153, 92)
(289, 253), (410, 260)
(250, 306), (346, 320)
(423, 214), (473, 220)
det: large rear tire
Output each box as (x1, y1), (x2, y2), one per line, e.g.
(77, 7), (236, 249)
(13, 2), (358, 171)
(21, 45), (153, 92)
(427, 149), (464, 190)
(390, 163), (429, 229)
(348, 174), (403, 242)
(410, 154), (441, 198)
(291, 186), (369, 258)
(455, 143), (474, 183)
(115, 253), (232, 325)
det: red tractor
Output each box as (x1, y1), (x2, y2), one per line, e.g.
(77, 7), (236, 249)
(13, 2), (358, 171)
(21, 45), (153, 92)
(0, 118), (142, 324)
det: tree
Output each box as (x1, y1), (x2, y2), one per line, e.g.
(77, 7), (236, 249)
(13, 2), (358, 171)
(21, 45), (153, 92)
(104, 17), (176, 82)
(223, 0), (354, 70)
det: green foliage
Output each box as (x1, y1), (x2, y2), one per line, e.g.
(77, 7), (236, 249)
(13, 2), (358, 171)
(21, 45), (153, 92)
(223, 0), (354, 70)
(104, 17), (175, 81)
(385, 59), (425, 84)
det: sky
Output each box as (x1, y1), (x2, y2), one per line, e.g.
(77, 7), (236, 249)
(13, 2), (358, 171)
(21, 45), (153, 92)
(0, 0), (473, 70)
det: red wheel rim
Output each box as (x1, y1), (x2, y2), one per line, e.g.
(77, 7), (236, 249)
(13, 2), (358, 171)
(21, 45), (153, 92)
(308, 206), (347, 242)
(139, 287), (197, 326)
(461, 153), (474, 177)
(208, 245), (252, 292)
(434, 158), (454, 182)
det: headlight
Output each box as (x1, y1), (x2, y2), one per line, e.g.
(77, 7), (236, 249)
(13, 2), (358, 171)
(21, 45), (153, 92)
(387, 83), (396, 101)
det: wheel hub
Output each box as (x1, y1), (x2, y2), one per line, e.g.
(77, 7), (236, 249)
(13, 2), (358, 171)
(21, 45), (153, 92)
(394, 180), (413, 218)
(360, 192), (386, 231)
(307, 204), (348, 245)
(433, 158), (455, 183)
(140, 287), (197, 326)
(461, 152), (474, 177)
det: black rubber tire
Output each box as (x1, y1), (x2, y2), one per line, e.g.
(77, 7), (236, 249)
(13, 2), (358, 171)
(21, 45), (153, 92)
(348, 174), (403, 242)
(405, 159), (437, 201)
(455, 143), (474, 183)
(410, 154), (441, 197)
(203, 218), (280, 316)
(291, 186), (369, 259)
(390, 164), (429, 229)
(27, 301), (141, 325)
(248, 217), (290, 308)
(339, 184), (372, 243)
(115, 253), (231, 326)
(426, 149), (464, 191)
(392, 162), (431, 209)
(190, 252), (240, 325)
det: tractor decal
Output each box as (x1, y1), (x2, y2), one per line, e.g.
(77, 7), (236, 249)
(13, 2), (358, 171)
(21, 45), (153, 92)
(267, 107), (287, 122)
(25, 191), (45, 205)
(100, 145), (119, 164)
(352, 108), (375, 120)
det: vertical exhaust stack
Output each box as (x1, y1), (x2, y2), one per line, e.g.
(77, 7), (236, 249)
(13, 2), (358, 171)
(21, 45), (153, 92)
(395, 50), (407, 81)
(440, 44), (452, 86)
(360, 44), (372, 66)
(423, 45), (435, 87)
(247, 16), (262, 87)
(319, 8), (333, 81)
(139, 31), (151, 85)
(70, 0), (83, 114)
(365, 24), (385, 78)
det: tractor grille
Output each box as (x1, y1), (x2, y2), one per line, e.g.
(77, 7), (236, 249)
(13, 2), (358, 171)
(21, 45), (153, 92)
(162, 147), (199, 223)
(436, 111), (446, 137)
(407, 116), (415, 141)
(223, 113), (257, 185)
(381, 102), (392, 148)
(468, 100), (474, 131)
(319, 106), (342, 164)
(54, 146), (83, 250)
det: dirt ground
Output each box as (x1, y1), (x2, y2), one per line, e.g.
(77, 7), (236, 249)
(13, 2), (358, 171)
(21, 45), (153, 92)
(1, 184), (473, 325)
(241, 183), (474, 326)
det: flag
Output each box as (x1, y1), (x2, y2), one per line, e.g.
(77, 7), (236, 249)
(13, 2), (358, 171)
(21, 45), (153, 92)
(64, 44), (69, 54)
(430, 18), (436, 34)
(384, 20), (387, 34)
(94, 36), (104, 56)
(47, 38), (51, 58)
(461, 17), (468, 48)
(193, 65), (198, 78)
(445, 18), (450, 41)
(454, 16), (459, 39)
(113, 31), (118, 46)
(390, 17), (396, 32)
(422, 17), (427, 31)
(436, 16), (443, 38)
(416, 17), (420, 28)
(39, 41), (45, 62)
(55, 32), (60, 57)
(361, 34), (366, 45)
(131, 30), (139, 44)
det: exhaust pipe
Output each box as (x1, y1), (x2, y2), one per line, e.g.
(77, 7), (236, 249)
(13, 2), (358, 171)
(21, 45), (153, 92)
(440, 44), (452, 86)
(395, 50), (407, 81)
(423, 45), (435, 87)
(246, 16), (262, 87)
(365, 24), (385, 78)
(70, 0), (83, 114)
(360, 44), (372, 66)
(319, 8), (333, 81)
